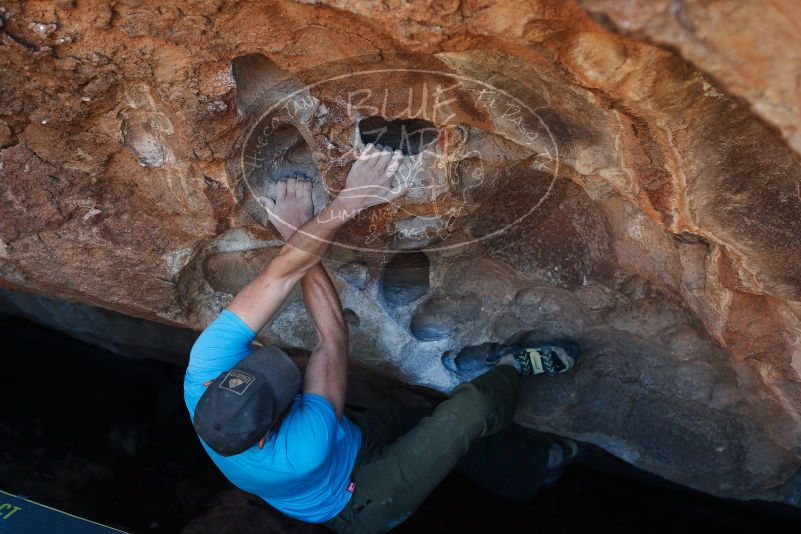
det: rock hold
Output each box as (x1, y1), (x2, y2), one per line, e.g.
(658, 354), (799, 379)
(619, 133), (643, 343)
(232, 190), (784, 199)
(2, 0), (801, 504)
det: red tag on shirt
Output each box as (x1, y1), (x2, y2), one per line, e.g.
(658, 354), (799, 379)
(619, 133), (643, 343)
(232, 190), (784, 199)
(346, 481), (356, 494)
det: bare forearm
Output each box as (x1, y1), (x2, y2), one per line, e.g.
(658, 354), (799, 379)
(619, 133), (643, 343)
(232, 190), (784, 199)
(228, 199), (353, 331)
(302, 265), (348, 348)
(300, 264), (348, 417)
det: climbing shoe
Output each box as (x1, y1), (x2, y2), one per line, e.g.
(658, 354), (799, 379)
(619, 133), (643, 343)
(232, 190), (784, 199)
(487, 341), (579, 376)
(542, 438), (582, 487)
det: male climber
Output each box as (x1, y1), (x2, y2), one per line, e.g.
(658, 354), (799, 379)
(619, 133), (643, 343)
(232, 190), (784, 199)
(184, 143), (580, 533)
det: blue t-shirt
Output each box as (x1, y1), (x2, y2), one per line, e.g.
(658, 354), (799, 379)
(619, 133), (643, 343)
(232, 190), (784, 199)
(183, 309), (362, 523)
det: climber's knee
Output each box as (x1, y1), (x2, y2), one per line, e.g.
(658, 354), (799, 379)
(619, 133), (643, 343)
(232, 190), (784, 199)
(449, 369), (520, 433)
(450, 382), (496, 411)
(443, 382), (501, 428)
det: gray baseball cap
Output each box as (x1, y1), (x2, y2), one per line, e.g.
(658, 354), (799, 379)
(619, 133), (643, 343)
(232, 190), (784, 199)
(193, 346), (301, 456)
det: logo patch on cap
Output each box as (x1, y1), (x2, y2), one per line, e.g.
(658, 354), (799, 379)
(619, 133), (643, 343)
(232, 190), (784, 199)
(219, 370), (255, 395)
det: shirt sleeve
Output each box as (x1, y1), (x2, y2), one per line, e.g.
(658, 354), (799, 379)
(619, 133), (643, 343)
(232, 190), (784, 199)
(185, 309), (257, 385)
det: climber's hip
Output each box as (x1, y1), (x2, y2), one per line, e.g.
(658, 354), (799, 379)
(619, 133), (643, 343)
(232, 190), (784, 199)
(325, 365), (525, 533)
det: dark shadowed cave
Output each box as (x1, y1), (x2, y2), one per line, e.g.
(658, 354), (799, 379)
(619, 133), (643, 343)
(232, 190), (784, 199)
(1, 303), (800, 534)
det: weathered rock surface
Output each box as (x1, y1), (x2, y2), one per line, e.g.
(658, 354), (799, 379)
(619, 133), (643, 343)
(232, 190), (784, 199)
(0, 288), (197, 362)
(1, 0), (800, 502)
(579, 0), (801, 153)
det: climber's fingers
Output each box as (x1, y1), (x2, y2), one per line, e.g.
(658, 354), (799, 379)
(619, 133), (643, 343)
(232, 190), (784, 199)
(275, 180), (287, 201)
(287, 177), (299, 198)
(202, 380), (213, 387)
(358, 142), (377, 163)
(385, 150), (403, 178)
(301, 179), (312, 197)
(373, 145), (393, 172)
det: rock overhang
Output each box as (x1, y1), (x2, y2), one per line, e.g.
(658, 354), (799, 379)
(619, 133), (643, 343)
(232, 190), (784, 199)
(1, 0), (800, 504)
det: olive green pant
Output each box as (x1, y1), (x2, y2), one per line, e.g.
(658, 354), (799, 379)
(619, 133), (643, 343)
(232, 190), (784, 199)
(324, 365), (548, 533)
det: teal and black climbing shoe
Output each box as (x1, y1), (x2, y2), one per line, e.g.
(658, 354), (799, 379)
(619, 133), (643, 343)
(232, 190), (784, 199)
(442, 340), (580, 377)
(487, 341), (579, 376)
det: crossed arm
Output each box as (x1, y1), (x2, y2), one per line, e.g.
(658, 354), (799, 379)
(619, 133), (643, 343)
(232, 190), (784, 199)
(298, 266), (349, 418)
(227, 145), (405, 418)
